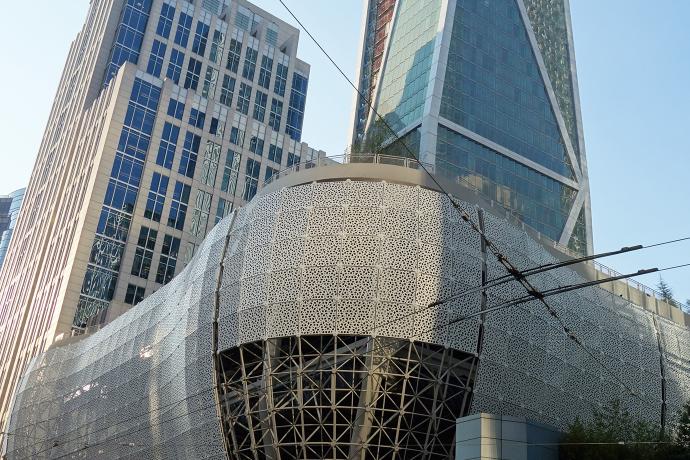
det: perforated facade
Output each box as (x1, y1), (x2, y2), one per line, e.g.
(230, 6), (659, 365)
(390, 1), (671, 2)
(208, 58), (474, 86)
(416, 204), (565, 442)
(351, 0), (592, 255)
(5, 168), (690, 459)
(0, 0), (325, 432)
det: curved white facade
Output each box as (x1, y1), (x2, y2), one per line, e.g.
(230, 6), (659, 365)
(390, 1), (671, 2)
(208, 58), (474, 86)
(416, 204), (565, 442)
(5, 171), (690, 458)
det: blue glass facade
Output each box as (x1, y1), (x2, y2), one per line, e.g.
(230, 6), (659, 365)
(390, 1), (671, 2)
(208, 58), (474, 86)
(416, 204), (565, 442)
(358, 0), (589, 254)
(440, 0), (573, 179)
(103, 0), (153, 86)
(437, 126), (575, 242)
(0, 189), (25, 271)
(286, 73), (308, 141)
(74, 78), (161, 327)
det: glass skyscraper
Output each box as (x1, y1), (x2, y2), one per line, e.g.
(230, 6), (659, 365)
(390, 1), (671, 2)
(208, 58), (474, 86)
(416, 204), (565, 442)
(352, 0), (592, 255)
(0, 189), (25, 271)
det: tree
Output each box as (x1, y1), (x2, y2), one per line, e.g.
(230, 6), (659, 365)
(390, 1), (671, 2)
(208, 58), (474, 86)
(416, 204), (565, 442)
(657, 276), (675, 304)
(560, 399), (673, 460)
(351, 117), (392, 155)
(677, 401), (690, 450)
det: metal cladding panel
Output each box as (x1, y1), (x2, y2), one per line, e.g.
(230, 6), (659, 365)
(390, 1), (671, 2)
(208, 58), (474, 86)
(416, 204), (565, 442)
(4, 179), (690, 458)
(4, 218), (234, 459)
(217, 180), (483, 351)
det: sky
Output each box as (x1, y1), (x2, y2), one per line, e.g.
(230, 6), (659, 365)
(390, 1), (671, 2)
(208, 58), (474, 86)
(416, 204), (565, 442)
(0, 1), (687, 302)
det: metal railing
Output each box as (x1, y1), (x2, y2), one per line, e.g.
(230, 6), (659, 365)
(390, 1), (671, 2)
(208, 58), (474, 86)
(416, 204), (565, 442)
(262, 152), (433, 187)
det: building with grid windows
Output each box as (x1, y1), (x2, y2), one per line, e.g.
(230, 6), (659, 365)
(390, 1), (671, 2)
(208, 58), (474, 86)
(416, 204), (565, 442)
(352, 0), (592, 256)
(0, 189), (25, 271)
(0, 0), (326, 431)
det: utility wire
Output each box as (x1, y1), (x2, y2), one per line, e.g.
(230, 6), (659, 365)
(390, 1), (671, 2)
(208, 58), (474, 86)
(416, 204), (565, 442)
(275, 0), (646, 399)
(15, 260), (690, 459)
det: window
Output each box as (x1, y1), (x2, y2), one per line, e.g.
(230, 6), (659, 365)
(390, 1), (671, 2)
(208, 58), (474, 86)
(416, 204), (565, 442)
(268, 98), (283, 131)
(156, 234), (180, 284)
(243, 158), (261, 201)
(253, 91), (267, 122)
(221, 150), (241, 195)
(219, 74), (235, 107)
(124, 284), (145, 305)
(146, 40), (167, 77)
(103, 179), (138, 214)
(249, 136), (264, 156)
(156, 122), (179, 169)
(242, 47), (258, 81)
(167, 98), (185, 120)
(168, 181), (190, 230)
(144, 173), (168, 222)
(287, 152), (300, 167)
(189, 108), (205, 130)
(209, 30), (225, 64)
(200, 141), (221, 187)
(183, 58), (202, 90)
(131, 226), (157, 279)
(268, 144), (283, 164)
(174, 12), (193, 47)
(215, 198), (232, 224)
(201, 66), (218, 99)
(179, 132), (200, 178)
(156, 3), (175, 39)
(274, 62), (288, 96)
(226, 38), (242, 73)
(286, 73), (308, 141)
(191, 21), (210, 56)
(166, 48), (185, 84)
(258, 55), (273, 89)
(102, 0), (152, 86)
(190, 190), (212, 237)
(236, 83), (251, 115)
(111, 151), (144, 186)
(264, 166), (278, 182)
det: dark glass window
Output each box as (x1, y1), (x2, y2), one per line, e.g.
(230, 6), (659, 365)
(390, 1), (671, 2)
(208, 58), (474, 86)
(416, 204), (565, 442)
(156, 2), (175, 39)
(156, 122), (179, 169)
(166, 48), (185, 84)
(167, 97), (185, 120)
(191, 21), (210, 56)
(253, 91), (267, 122)
(225, 38), (242, 73)
(168, 181), (190, 231)
(146, 39), (167, 77)
(268, 98), (283, 131)
(236, 83), (251, 115)
(179, 131), (200, 178)
(258, 55), (273, 89)
(156, 234), (180, 284)
(221, 150), (241, 195)
(286, 73), (308, 141)
(287, 152), (300, 167)
(243, 158), (261, 201)
(189, 108), (206, 130)
(249, 136), (264, 156)
(183, 58), (202, 90)
(174, 12), (193, 47)
(274, 62), (288, 97)
(268, 144), (283, 164)
(144, 172), (169, 222)
(124, 284), (145, 305)
(220, 74), (235, 107)
(131, 226), (157, 279)
(242, 47), (258, 81)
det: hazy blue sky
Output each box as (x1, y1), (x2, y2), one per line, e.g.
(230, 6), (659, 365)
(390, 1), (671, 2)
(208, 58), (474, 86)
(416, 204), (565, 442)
(0, 1), (687, 301)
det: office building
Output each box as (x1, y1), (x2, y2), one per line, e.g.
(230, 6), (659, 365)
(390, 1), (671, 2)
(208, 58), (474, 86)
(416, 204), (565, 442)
(4, 161), (690, 458)
(352, 0), (592, 256)
(0, 0), (325, 430)
(0, 189), (25, 270)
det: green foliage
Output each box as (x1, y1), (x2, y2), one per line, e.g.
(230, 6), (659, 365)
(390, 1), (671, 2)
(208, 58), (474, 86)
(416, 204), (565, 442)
(352, 117), (392, 154)
(657, 276), (675, 304)
(559, 400), (675, 460)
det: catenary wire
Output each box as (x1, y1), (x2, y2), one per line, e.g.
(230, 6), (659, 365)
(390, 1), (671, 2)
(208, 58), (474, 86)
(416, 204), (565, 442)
(275, 0), (648, 400)
(15, 260), (690, 459)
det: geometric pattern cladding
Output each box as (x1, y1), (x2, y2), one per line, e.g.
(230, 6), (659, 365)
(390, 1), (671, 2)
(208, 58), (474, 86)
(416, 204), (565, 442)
(4, 179), (690, 458)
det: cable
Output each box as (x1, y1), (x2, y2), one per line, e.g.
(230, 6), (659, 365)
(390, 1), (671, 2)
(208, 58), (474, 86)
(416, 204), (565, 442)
(277, 0), (642, 400)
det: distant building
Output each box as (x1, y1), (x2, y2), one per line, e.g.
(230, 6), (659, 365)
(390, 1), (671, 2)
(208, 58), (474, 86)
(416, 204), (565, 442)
(0, 0), (325, 430)
(0, 189), (25, 270)
(351, 0), (593, 256)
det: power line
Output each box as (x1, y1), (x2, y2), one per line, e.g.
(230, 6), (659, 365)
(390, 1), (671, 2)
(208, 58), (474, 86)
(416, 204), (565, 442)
(275, 0), (643, 401)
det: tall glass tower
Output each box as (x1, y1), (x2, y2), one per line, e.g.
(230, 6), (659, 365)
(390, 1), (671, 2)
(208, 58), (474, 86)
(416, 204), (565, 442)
(352, 0), (592, 255)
